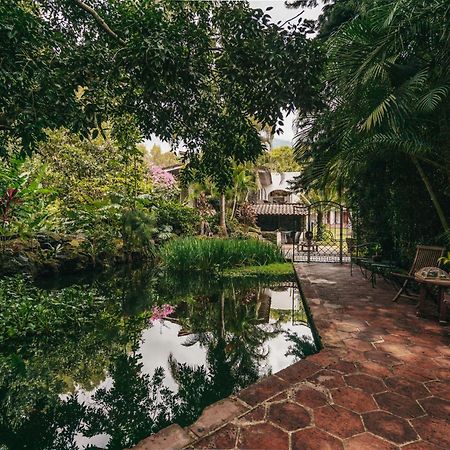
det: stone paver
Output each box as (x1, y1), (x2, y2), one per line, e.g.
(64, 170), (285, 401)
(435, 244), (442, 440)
(132, 264), (449, 449)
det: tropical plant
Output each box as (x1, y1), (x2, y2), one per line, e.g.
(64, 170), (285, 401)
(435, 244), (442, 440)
(295, 0), (450, 257)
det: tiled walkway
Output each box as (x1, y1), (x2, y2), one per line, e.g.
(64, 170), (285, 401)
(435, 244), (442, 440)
(133, 264), (449, 450)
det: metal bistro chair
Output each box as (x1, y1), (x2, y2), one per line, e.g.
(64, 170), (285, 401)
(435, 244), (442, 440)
(392, 245), (445, 302)
(346, 238), (378, 277)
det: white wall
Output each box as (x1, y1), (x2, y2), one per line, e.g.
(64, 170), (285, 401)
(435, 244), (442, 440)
(258, 172), (301, 203)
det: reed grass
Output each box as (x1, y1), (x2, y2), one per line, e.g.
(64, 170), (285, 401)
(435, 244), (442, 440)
(160, 237), (285, 272)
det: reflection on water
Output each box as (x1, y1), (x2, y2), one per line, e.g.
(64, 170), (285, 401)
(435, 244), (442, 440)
(0, 266), (319, 450)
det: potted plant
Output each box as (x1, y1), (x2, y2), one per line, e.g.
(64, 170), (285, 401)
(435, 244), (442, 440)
(372, 244), (382, 262)
(438, 251), (450, 271)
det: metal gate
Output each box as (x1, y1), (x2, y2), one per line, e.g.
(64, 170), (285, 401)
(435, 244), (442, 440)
(289, 201), (353, 263)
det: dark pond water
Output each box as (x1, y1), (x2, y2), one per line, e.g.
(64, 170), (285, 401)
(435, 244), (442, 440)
(0, 266), (319, 450)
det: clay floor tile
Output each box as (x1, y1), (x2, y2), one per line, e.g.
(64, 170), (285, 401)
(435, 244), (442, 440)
(189, 399), (248, 437)
(307, 349), (341, 367)
(331, 386), (378, 413)
(132, 424), (192, 450)
(343, 338), (375, 352)
(357, 360), (395, 378)
(236, 405), (266, 424)
(401, 441), (443, 450)
(314, 404), (364, 439)
(275, 359), (321, 384)
(238, 376), (288, 406)
(407, 344), (438, 357)
(345, 432), (398, 450)
(268, 401), (311, 431)
(433, 368), (450, 381)
(364, 350), (403, 367)
(384, 376), (430, 400)
(393, 366), (434, 383)
(376, 342), (414, 358)
(418, 397), (450, 421)
(344, 373), (386, 394)
(293, 386), (328, 409)
(433, 357), (450, 369)
(374, 392), (425, 419)
(411, 416), (450, 449)
(237, 422), (289, 450)
(424, 380), (450, 401)
(307, 369), (345, 389)
(363, 411), (418, 445)
(191, 423), (238, 450)
(292, 428), (344, 450)
(328, 360), (358, 374)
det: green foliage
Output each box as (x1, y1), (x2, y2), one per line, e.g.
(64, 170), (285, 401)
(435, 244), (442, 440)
(0, 267), (317, 449)
(155, 200), (200, 236)
(2, 0), (322, 182)
(0, 157), (52, 238)
(121, 209), (157, 258)
(257, 146), (302, 172)
(222, 263), (293, 280)
(160, 237), (284, 273)
(0, 276), (105, 344)
(146, 144), (179, 168)
(295, 0), (450, 258)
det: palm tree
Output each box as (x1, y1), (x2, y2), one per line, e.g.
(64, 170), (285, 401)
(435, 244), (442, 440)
(296, 0), (450, 235)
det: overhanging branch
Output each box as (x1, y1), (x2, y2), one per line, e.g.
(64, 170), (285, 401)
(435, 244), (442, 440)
(74, 0), (126, 45)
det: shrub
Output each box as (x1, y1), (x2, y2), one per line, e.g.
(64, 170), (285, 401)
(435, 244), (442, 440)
(0, 276), (107, 344)
(155, 201), (200, 236)
(160, 237), (284, 272)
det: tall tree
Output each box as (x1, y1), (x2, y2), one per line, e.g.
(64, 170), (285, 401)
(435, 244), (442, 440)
(295, 0), (450, 242)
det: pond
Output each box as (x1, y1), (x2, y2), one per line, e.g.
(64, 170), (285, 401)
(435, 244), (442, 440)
(0, 266), (319, 450)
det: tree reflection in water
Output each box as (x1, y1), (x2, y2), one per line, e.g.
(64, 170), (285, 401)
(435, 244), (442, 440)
(0, 268), (318, 449)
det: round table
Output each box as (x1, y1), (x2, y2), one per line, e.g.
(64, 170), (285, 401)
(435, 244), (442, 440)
(414, 275), (450, 324)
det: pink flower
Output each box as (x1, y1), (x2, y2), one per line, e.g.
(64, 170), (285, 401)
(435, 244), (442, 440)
(150, 304), (175, 322)
(149, 166), (176, 188)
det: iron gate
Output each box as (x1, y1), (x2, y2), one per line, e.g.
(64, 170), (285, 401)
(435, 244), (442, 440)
(289, 201), (353, 263)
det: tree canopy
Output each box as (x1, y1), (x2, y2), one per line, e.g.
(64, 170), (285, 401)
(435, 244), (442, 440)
(1, 0), (323, 187)
(293, 0), (450, 258)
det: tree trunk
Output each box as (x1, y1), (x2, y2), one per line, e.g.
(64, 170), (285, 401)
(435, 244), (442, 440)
(219, 192), (228, 236)
(231, 194), (237, 220)
(412, 157), (449, 233)
(316, 210), (324, 240)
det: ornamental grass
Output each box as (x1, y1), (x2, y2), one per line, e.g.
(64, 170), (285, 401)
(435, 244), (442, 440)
(160, 237), (284, 272)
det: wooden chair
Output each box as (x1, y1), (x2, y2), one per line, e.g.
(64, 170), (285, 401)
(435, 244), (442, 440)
(392, 245), (445, 302)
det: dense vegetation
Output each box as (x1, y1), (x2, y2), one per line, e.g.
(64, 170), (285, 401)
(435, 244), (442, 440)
(292, 0), (450, 263)
(161, 237), (285, 273)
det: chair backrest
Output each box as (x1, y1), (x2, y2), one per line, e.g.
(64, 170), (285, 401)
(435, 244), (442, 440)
(409, 245), (445, 275)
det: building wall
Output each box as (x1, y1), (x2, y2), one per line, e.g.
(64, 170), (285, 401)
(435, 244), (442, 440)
(257, 172), (301, 203)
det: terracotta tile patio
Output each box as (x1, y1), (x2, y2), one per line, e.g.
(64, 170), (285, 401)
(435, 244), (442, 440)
(132, 263), (449, 450)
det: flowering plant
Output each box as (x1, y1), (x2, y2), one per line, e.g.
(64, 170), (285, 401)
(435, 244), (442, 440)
(150, 304), (175, 322)
(149, 166), (176, 189)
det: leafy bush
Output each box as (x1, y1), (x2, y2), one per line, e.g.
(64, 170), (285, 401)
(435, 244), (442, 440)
(155, 201), (200, 236)
(0, 276), (106, 344)
(160, 237), (284, 272)
(122, 209), (157, 257)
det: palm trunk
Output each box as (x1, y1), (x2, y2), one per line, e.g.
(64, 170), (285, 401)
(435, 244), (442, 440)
(219, 192), (228, 237)
(231, 194), (237, 220)
(412, 156), (449, 233)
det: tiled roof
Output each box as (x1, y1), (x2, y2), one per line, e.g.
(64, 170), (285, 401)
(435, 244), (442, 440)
(252, 203), (307, 216)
